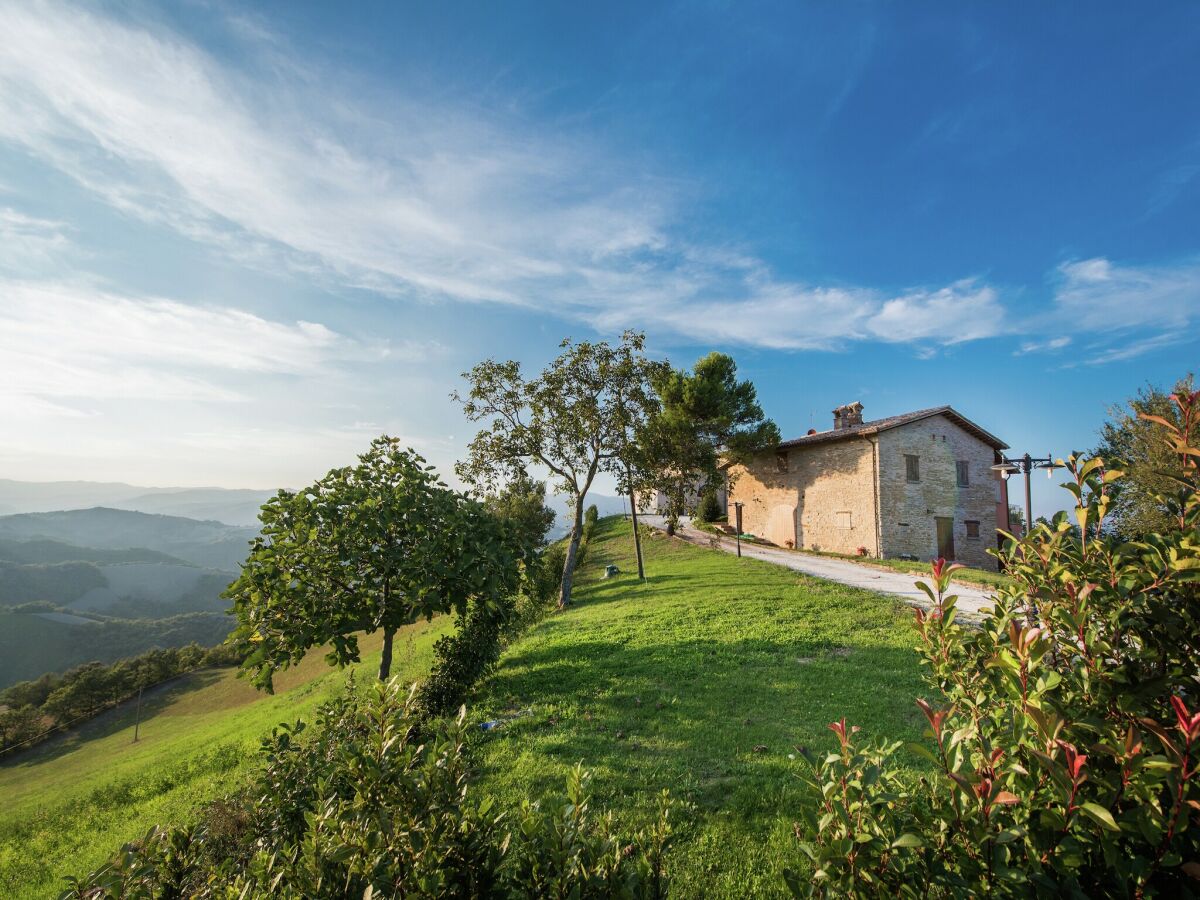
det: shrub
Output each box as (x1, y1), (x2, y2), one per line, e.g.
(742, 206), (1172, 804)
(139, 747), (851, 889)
(574, 504), (601, 570)
(791, 388), (1200, 897)
(62, 679), (675, 898)
(415, 590), (516, 719)
(697, 491), (723, 523)
(417, 536), (569, 720)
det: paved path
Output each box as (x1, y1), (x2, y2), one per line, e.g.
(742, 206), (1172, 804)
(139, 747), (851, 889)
(642, 516), (996, 621)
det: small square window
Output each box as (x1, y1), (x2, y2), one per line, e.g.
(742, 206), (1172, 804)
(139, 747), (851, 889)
(965, 520), (980, 538)
(835, 511), (852, 529)
(775, 451), (789, 473)
(905, 454), (920, 483)
(956, 461), (969, 487)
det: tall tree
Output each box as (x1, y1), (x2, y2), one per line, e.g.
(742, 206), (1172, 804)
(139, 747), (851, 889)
(455, 331), (661, 608)
(1093, 373), (1197, 538)
(226, 437), (522, 690)
(637, 352), (780, 534)
(1007, 504), (1026, 538)
(482, 469), (557, 556)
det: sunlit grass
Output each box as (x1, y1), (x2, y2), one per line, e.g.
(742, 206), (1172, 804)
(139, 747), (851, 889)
(0, 617), (451, 899)
(470, 517), (931, 898)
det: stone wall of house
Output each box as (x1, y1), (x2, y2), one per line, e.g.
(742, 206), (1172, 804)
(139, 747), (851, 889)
(727, 438), (879, 555)
(875, 415), (1001, 570)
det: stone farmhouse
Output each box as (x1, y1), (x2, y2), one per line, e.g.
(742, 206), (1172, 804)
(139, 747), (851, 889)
(725, 402), (1011, 570)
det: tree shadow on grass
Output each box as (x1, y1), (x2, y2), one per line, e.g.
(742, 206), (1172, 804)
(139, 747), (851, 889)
(0, 669), (226, 771)
(473, 635), (926, 813)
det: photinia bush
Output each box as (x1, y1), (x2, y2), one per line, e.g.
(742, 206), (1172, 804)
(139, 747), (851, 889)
(791, 388), (1200, 897)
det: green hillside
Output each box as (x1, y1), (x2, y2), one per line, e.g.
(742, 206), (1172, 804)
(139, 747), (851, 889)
(0, 561), (106, 605)
(469, 518), (929, 897)
(0, 617), (454, 898)
(1, 517), (930, 898)
(0, 610), (235, 688)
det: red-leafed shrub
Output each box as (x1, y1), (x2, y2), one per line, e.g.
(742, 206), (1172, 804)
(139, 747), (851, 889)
(790, 389), (1200, 897)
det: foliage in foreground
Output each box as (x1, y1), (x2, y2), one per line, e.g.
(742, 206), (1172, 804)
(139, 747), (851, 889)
(793, 389), (1200, 897)
(62, 679), (674, 899)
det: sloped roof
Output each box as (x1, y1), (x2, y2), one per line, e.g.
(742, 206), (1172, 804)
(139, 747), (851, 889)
(777, 405), (1008, 451)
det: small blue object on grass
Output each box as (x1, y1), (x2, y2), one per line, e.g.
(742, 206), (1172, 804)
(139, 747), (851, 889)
(604, 564), (620, 578)
(480, 720), (501, 731)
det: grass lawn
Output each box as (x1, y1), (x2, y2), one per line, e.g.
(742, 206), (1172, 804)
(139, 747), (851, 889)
(0, 616), (452, 899)
(470, 517), (931, 898)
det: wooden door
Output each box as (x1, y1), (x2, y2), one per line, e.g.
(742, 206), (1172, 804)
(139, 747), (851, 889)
(936, 517), (956, 560)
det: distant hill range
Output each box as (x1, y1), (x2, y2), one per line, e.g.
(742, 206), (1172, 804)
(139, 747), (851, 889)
(0, 508), (257, 571)
(0, 477), (629, 539)
(0, 506), (259, 688)
(545, 492), (629, 539)
(0, 479), (276, 527)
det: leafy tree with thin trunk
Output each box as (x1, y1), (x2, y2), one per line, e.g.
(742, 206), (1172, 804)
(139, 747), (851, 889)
(482, 469), (557, 556)
(1093, 373), (1197, 538)
(636, 351), (779, 535)
(226, 437), (522, 691)
(455, 331), (661, 608)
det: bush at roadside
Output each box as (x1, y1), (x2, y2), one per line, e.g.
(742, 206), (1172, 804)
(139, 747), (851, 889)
(791, 388), (1200, 897)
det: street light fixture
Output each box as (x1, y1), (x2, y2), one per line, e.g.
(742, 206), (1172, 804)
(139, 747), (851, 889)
(990, 452), (1064, 537)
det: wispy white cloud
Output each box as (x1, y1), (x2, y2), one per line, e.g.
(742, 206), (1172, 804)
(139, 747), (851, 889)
(0, 278), (389, 411)
(865, 280), (1005, 345)
(0, 1), (1193, 372)
(1041, 256), (1200, 361)
(1015, 336), (1071, 356)
(1053, 257), (1200, 331)
(0, 207), (71, 270)
(0, 0), (1012, 353)
(1083, 331), (1189, 366)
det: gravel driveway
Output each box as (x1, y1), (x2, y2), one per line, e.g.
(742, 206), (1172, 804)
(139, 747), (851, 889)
(641, 515), (997, 622)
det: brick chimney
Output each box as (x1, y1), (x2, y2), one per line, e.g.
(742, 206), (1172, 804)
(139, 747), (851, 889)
(833, 402), (864, 430)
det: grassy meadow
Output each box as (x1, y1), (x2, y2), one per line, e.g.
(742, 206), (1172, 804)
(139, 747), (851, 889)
(2, 516), (934, 898)
(470, 518), (931, 898)
(0, 617), (453, 898)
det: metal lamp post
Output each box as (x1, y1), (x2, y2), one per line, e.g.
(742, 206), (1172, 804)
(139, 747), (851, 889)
(733, 501), (744, 558)
(990, 453), (1063, 537)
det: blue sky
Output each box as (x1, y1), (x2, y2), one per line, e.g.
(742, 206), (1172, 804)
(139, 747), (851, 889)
(0, 1), (1197, 518)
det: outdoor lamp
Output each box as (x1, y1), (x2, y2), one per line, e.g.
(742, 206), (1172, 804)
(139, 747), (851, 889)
(990, 461), (1019, 481)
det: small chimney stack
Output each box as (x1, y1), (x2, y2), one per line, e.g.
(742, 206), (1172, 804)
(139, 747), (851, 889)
(842, 401), (864, 428)
(832, 405), (844, 431)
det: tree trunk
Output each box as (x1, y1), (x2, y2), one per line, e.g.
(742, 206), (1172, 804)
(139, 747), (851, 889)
(379, 625), (395, 681)
(625, 461), (645, 580)
(558, 499), (586, 608)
